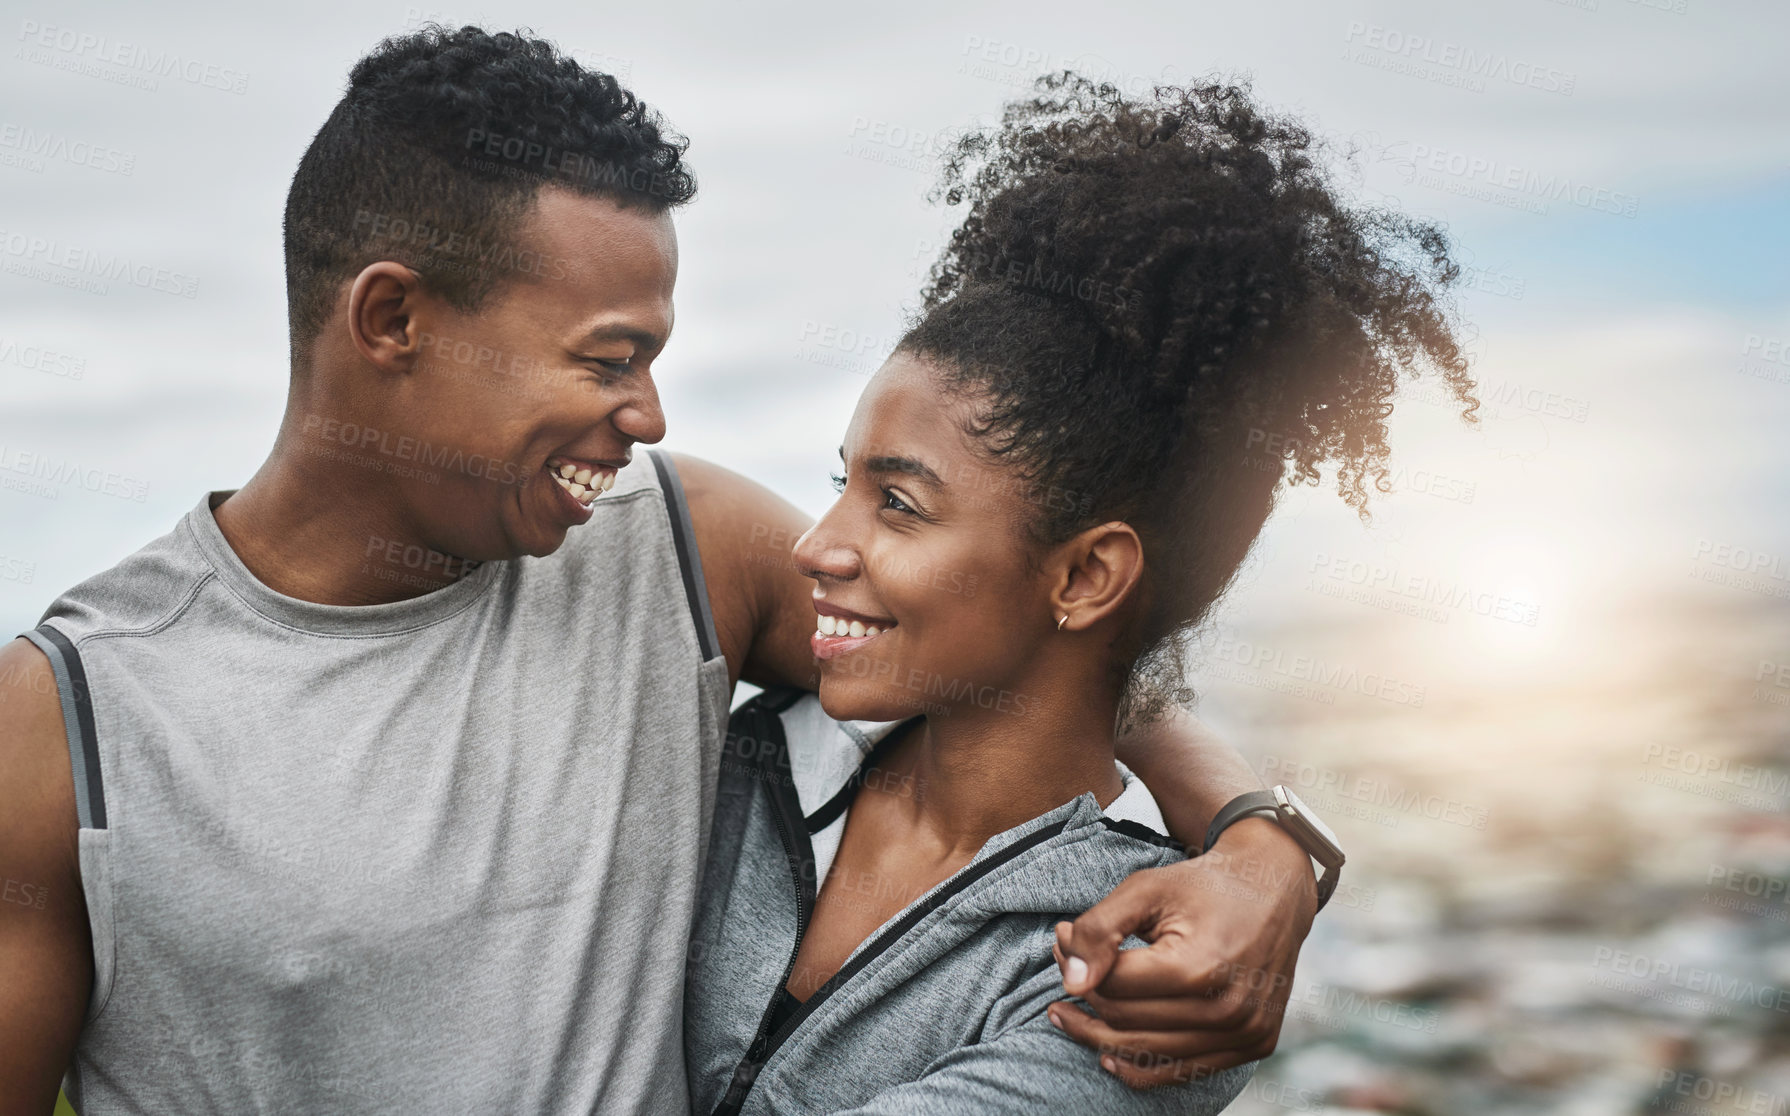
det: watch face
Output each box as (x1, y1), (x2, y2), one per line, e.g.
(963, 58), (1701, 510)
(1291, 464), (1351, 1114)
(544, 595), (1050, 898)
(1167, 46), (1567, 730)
(1275, 786), (1345, 866)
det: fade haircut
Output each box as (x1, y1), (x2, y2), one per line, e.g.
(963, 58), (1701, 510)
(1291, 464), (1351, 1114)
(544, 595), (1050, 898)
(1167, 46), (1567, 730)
(282, 25), (695, 365)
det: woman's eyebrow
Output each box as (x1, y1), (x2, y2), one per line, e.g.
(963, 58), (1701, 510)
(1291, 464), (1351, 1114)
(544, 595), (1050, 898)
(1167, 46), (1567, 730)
(839, 446), (946, 488)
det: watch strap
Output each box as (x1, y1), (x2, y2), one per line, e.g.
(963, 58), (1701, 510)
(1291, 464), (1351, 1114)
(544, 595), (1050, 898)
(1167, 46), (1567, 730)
(1203, 789), (1341, 913)
(1201, 790), (1279, 855)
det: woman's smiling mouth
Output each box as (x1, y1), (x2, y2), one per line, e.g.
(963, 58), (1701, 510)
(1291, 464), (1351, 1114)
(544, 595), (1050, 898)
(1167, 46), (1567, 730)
(811, 602), (897, 660)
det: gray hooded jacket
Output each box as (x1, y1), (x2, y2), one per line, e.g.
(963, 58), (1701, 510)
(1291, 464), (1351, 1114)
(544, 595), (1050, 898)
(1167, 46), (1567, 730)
(683, 688), (1256, 1115)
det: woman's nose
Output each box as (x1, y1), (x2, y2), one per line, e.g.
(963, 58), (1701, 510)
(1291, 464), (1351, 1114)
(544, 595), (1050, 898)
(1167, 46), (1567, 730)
(792, 516), (859, 582)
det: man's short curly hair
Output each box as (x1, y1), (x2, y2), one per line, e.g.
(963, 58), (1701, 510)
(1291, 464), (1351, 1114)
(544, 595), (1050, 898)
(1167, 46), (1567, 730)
(282, 25), (695, 365)
(900, 73), (1478, 724)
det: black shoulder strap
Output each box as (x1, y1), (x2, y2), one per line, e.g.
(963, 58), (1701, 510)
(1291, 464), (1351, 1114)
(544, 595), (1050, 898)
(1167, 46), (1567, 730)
(646, 449), (721, 662)
(19, 625), (107, 830)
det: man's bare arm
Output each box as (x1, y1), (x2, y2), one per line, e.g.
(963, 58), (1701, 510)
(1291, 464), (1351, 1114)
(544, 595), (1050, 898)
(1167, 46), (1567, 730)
(667, 452), (818, 694)
(1052, 706), (1319, 1088)
(0, 637), (93, 1114)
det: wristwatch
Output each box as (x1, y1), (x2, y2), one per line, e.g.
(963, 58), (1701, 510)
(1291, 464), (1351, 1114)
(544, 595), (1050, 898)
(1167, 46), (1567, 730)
(1202, 785), (1345, 911)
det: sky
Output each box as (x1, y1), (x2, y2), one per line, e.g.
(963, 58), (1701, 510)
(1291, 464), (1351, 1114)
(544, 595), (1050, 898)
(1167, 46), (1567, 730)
(2, 0), (1787, 701)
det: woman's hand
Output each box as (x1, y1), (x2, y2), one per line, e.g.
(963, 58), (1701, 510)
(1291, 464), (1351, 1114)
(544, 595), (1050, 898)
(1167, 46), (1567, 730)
(1047, 817), (1318, 1089)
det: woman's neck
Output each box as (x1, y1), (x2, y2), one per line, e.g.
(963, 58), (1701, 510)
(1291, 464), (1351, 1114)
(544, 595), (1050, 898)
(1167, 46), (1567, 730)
(878, 690), (1126, 858)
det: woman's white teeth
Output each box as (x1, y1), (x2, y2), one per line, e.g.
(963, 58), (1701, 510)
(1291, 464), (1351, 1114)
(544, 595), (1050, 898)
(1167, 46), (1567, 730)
(574, 467), (593, 486)
(569, 482), (588, 498)
(815, 615), (889, 639)
(559, 463), (576, 479)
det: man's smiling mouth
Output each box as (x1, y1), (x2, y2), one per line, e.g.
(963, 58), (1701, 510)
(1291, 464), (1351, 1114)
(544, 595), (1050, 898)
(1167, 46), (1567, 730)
(546, 456), (618, 508)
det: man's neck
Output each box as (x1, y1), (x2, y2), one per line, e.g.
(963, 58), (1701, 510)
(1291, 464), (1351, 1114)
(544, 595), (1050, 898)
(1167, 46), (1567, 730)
(212, 449), (476, 607)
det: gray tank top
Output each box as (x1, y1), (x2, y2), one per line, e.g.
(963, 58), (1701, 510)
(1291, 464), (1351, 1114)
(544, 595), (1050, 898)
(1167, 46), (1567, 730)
(19, 449), (730, 1114)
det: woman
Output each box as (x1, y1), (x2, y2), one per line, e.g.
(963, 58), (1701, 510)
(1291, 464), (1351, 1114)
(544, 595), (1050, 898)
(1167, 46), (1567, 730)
(684, 74), (1475, 1114)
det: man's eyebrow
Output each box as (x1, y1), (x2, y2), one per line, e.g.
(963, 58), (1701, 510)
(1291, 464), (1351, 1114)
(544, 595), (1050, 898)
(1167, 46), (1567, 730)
(577, 323), (665, 352)
(849, 447), (945, 488)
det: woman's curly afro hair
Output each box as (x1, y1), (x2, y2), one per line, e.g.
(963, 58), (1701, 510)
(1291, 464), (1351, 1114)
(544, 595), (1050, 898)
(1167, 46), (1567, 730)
(899, 72), (1478, 724)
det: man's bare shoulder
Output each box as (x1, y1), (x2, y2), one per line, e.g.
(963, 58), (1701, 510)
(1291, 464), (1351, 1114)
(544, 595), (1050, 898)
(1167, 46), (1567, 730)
(665, 453), (817, 692)
(0, 636), (77, 831)
(0, 635), (92, 1111)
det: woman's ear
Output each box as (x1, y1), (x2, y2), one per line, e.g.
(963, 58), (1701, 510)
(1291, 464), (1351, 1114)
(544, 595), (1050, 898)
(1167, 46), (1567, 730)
(1048, 522), (1144, 633)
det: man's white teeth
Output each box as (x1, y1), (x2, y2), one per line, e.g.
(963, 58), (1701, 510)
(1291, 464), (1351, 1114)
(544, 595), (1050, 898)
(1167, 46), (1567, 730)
(548, 462), (615, 507)
(815, 615), (887, 638)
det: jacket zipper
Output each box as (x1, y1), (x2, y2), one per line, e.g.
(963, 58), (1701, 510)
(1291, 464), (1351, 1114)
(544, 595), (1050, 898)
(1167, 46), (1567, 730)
(713, 739), (1072, 1116)
(716, 697), (816, 1116)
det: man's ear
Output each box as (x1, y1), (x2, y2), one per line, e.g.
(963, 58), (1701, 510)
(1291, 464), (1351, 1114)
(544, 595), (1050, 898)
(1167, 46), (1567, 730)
(346, 262), (426, 374)
(1048, 522), (1144, 633)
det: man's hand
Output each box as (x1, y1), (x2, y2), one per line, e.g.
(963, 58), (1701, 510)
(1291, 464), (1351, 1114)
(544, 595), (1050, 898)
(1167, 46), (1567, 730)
(1047, 817), (1317, 1088)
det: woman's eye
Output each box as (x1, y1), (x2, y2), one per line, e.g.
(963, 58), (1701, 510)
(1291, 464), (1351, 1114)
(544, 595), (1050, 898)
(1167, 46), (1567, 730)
(881, 488), (916, 515)
(828, 471), (847, 493)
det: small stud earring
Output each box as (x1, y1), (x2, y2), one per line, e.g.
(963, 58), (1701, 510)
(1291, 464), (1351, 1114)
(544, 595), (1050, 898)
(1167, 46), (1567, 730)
(1057, 614), (1069, 631)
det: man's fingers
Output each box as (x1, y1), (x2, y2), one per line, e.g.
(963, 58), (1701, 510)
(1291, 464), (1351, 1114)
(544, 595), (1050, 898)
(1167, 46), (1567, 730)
(1053, 997), (1270, 1061)
(1047, 1001), (1258, 1088)
(1077, 936), (1233, 1000)
(1057, 872), (1169, 995)
(1077, 986), (1250, 1033)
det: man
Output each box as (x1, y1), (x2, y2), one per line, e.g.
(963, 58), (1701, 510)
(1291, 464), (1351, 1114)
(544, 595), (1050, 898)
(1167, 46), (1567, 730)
(0, 26), (1316, 1114)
